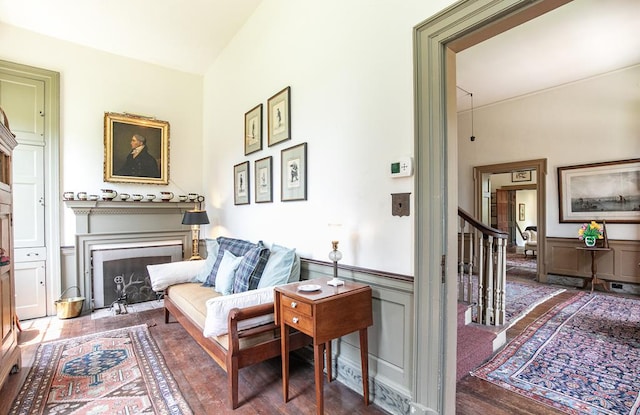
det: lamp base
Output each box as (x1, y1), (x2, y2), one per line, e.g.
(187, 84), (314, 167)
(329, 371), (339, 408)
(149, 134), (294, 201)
(188, 254), (204, 261)
(327, 277), (344, 287)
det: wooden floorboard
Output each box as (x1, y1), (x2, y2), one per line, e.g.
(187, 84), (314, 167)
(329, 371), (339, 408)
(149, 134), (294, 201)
(0, 308), (386, 415)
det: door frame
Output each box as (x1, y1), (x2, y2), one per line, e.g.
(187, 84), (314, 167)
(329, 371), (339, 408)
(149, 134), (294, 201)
(0, 60), (61, 316)
(413, 0), (568, 411)
(474, 159), (547, 277)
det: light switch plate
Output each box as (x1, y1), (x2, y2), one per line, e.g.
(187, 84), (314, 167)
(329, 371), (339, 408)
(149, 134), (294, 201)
(390, 157), (413, 177)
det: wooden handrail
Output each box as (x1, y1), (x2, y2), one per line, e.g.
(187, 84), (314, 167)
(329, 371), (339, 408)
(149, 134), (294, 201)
(458, 207), (508, 239)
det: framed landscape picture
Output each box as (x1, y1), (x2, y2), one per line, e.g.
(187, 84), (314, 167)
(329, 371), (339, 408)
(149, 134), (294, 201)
(511, 170), (531, 182)
(267, 86), (291, 147)
(255, 156), (273, 203)
(104, 112), (170, 185)
(244, 104), (262, 155)
(234, 161), (250, 205)
(558, 158), (640, 223)
(281, 143), (307, 202)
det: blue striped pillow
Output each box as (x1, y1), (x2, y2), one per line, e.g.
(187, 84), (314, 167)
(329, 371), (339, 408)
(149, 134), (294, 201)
(202, 237), (257, 287)
(233, 242), (270, 293)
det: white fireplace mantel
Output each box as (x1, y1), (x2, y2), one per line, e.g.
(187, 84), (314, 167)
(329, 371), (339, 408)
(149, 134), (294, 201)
(65, 200), (196, 312)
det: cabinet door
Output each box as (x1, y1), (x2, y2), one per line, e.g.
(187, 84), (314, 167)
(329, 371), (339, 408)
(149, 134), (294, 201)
(15, 261), (46, 320)
(0, 207), (14, 353)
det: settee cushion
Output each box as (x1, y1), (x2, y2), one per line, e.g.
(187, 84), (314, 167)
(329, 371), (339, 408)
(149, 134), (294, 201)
(258, 244), (297, 288)
(147, 260), (205, 291)
(203, 286), (275, 337)
(204, 237), (259, 287)
(215, 250), (244, 295)
(233, 243), (270, 293)
(193, 239), (220, 283)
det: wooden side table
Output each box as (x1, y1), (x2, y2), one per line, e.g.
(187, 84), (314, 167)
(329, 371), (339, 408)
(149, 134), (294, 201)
(576, 246), (612, 293)
(274, 278), (373, 415)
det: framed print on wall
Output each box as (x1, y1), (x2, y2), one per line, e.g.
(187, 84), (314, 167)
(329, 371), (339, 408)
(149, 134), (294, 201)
(518, 203), (525, 221)
(558, 158), (640, 223)
(104, 112), (170, 185)
(511, 170), (531, 182)
(234, 161), (250, 205)
(244, 104), (263, 155)
(267, 86), (291, 147)
(281, 143), (307, 202)
(255, 156), (273, 203)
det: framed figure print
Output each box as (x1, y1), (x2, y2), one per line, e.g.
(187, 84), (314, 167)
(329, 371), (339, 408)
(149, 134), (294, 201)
(558, 158), (640, 223)
(255, 156), (273, 203)
(234, 161), (250, 205)
(104, 112), (170, 185)
(268, 86), (291, 147)
(281, 143), (307, 201)
(244, 104), (262, 155)
(518, 203), (525, 221)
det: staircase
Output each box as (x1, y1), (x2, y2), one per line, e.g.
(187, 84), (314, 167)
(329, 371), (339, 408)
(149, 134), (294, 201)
(456, 303), (497, 381)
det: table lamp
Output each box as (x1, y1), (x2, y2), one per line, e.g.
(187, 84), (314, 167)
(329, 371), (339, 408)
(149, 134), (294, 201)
(327, 224), (344, 286)
(182, 203), (209, 260)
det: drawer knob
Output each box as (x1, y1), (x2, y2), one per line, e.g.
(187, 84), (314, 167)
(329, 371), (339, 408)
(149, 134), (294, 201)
(292, 317), (299, 324)
(291, 301), (297, 308)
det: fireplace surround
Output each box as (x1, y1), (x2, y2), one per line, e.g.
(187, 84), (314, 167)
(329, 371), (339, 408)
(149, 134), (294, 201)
(65, 200), (195, 313)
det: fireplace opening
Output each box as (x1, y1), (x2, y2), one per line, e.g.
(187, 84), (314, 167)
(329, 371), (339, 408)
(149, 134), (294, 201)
(92, 241), (183, 309)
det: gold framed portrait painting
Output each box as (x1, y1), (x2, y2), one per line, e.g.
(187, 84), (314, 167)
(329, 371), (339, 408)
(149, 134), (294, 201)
(104, 112), (170, 185)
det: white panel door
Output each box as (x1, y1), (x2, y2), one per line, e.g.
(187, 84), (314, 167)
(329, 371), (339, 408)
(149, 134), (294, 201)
(14, 261), (46, 319)
(0, 72), (47, 319)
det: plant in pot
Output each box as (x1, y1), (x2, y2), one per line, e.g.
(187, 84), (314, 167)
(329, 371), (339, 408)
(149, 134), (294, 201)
(578, 221), (604, 247)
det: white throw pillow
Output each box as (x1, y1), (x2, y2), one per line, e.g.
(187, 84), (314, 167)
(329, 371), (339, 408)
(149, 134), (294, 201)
(214, 250), (243, 295)
(203, 286), (275, 337)
(258, 244), (296, 288)
(193, 239), (220, 283)
(147, 260), (205, 291)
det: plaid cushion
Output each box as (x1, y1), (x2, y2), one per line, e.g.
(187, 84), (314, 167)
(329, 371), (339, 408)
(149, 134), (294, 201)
(233, 242), (270, 293)
(202, 237), (257, 287)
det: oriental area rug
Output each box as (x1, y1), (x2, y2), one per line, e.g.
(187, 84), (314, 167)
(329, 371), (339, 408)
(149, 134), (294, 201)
(472, 292), (640, 414)
(9, 324), (192, 415)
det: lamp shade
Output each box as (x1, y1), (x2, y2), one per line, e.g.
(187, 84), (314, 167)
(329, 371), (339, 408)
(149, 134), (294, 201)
(182, 210), (210, 225)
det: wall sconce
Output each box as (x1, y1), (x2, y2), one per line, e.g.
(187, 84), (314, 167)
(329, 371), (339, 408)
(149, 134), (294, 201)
(327, 224), (344, 286)
(182, 197), (209, 260)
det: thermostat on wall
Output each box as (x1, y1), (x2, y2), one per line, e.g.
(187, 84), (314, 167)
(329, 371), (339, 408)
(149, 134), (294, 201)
(390, 157), (413, 178)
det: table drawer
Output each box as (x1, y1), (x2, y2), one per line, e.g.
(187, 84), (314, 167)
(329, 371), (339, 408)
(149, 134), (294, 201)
(280, 294), (312, 316)
(281, 308), (313, 334)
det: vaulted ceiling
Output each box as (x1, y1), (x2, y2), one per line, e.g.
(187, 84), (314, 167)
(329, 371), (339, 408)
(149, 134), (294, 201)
(1, 0), (638, 111)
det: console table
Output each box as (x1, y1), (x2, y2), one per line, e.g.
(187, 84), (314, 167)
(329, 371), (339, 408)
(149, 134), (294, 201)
(576, 246), (612, 293)
(274, 278), (373, 414)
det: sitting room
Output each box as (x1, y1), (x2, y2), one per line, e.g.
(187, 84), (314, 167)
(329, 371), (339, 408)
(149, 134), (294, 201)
(0, 1), (639, 414)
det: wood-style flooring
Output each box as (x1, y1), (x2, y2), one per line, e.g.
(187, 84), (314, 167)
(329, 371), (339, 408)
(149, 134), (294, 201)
(0, 307), (387, 415)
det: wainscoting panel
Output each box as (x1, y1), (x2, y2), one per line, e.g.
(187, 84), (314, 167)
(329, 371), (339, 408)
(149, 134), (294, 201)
(546, 238), (640, 284)
(301, 259), (414, 415)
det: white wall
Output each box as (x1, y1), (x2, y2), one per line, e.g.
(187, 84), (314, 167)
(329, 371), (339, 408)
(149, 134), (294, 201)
(202, 0), (455, 275)
(0, 24), (204, 245)
(458, 65), (640, 241)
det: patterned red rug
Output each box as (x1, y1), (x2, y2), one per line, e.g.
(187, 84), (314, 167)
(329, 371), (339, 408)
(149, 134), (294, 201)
(472, 293), (640, 414)
(10, 324), (192, 415)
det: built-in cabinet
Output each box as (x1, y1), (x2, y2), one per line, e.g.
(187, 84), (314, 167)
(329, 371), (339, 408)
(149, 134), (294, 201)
(0, 108), (20, 388)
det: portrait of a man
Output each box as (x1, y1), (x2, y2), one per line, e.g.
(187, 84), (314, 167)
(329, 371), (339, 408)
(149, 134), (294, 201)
(104, 112), (170, 185)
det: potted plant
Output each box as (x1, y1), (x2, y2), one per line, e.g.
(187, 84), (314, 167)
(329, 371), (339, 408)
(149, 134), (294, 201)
(578, 221), (603, 247)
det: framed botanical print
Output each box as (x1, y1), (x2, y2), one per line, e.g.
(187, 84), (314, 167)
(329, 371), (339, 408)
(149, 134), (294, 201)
(267, 86), (291, 147)
(244, 104), (262, 155)
(254, 156), (273, 203)
(281, 143), (307, 201)
(234, 161), (250, 205)
(104, 112), (170, 185)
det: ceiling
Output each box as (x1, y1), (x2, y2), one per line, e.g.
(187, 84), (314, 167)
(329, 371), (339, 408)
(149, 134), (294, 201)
(0, 0), (262, 75)
(0, 0), (638, 109)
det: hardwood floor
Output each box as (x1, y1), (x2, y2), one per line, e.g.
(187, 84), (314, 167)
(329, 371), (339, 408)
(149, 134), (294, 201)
(456, 290), (580, 415)
(0, 307), (386, 415)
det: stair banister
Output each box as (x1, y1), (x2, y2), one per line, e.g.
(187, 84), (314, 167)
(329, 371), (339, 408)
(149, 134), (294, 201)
(457, 207), (508, 326)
